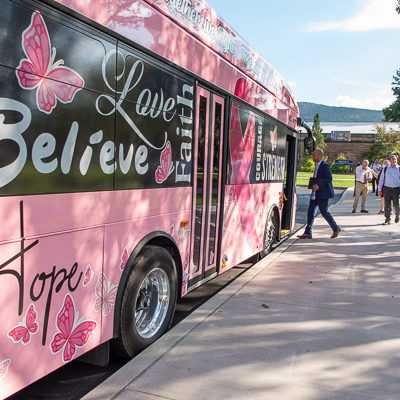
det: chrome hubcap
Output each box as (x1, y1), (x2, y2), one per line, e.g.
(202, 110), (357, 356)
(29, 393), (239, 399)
(135, 268), (170, 339)
(265, 217), (275, 250)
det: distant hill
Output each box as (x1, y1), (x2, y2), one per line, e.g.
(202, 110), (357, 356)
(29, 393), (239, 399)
(298, 102), (383, 122)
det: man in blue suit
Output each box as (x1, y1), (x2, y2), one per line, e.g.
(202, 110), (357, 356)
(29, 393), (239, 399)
(298, 149), (341, 239)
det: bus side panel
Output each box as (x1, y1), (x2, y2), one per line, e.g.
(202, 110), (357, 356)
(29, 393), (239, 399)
(0, 229), (103, 399)
(220, 182), (282, 271)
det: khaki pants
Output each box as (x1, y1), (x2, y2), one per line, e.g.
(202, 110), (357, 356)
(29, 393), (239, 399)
(353, 181), (368, 210)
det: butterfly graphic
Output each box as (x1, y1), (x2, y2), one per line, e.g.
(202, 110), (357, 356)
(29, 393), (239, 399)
(155, 141), (174, 184)
(50, 294), (97, 363)
(94, 272), (118, 316)
(119, 248), (128, 271)
(0, 359), (11, 381)
(82, 265), (94, 287)
(16, 12), (84, 114)
(7, 304), (39, 345)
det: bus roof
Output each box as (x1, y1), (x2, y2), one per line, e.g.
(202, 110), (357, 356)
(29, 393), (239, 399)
(50, 0), (297, 114)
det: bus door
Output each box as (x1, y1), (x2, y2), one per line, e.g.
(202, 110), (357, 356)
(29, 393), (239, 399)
(281, 132), (298, 234)
(189, 87), (225, 286)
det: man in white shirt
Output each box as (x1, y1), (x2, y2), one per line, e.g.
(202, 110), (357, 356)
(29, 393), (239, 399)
(378, 155), (400, 225)
(352, 160), (377, 213)
(371, 158), (382, 193)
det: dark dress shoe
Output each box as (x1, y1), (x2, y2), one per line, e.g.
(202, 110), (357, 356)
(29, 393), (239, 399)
(297, 233), (312, 239)
(331, 228), (341, 238)
(360, 209), (368, 213)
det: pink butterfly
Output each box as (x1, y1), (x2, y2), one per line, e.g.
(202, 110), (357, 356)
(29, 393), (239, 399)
(119, 248), (128, 271)
(94, 272), (118, 316)
(270, 126), (278, 151)
(0, 359), (11, 381)
(82, 264), (93, 287)
(7, 303), (39, 345)
(50, 294), (96, 363)
(155, 141), (174, 184)
(16, 12), (84, 114)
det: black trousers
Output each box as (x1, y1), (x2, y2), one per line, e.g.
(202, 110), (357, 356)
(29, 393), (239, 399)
(383, 186), (400, 220)
(371, 176), (378, 192)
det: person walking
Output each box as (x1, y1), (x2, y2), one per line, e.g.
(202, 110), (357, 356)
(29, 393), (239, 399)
(378, 155), (400, 225)
(371, 158), (382, 193)
(297, 149), (341, 239)
(377, 159), (389, 213)
(352, 160), (377, 213)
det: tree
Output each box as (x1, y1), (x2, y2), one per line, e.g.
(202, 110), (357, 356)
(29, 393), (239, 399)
(383, 69), (400, 122)
(397, 0), (400, 14)
(362, 123), (400, 161)
(312, 113), (326, 149)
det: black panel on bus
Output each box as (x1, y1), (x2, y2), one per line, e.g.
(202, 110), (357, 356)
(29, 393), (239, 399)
(0, 0), (194, 196)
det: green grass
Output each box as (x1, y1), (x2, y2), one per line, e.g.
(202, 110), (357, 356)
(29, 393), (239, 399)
(296, 171), (355, 188)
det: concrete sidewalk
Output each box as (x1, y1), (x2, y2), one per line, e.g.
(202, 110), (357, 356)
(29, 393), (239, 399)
(84, 189), (400, 400)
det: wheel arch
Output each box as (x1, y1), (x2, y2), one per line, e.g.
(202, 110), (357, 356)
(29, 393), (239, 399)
(112, 231), (182, 338)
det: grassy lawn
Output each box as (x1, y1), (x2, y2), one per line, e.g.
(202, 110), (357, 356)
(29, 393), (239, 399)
(296, 171), (355, 188)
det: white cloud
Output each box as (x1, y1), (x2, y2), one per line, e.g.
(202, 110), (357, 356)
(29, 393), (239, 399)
(334, 91), (395, 110)
(307, 0), (400, 32)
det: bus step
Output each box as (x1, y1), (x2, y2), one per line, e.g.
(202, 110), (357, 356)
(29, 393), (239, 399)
(280, 229), (290, 238)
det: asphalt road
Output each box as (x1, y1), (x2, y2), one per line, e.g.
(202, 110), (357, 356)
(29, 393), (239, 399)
(8, 186), (343, 400)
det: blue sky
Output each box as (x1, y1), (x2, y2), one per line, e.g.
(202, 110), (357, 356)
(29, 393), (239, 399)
(206, 0), (400, 110)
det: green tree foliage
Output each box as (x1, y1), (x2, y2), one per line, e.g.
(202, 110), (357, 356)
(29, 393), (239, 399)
(362, 123), (400, 160)
(397, 0), (400, 14)
(301, 156), (315, 172)
(383, 69), (400, 122)
(330, 154), (349, 173)
(312, 113), (326, 149)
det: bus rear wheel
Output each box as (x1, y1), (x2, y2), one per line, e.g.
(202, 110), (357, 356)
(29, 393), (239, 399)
(113, 245), (177, 358)
(260, 211), (278, 258)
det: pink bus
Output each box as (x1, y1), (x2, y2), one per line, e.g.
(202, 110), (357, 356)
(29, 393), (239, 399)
(0, 0), (313, 397)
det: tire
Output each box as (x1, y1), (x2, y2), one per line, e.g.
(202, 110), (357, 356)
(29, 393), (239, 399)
(260, 210), (278, 258)
(113, 245), (177, 358)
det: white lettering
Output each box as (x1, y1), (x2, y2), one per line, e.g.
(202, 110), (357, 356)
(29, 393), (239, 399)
(32, 133), (58, 173)
(0, 98), (30, 188)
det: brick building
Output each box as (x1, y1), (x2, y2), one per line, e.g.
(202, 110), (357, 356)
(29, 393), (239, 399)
(299, 123), (381, 171)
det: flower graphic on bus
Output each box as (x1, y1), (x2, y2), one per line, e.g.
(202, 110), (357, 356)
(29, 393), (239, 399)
(82, 265), (94, 287)
(155, 141), (174, 183)
(16, 12), (84, 114)
(0, 359), (11, 381)
(94, 272), (118, 316)
(7, 304), (39, 345)
(50, 294), (97, 363)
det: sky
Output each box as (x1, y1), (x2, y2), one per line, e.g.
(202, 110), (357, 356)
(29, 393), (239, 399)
(206, 0), (400, 110)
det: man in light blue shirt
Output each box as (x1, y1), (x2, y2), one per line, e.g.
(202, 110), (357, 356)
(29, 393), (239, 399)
(378, 155), (400, 225)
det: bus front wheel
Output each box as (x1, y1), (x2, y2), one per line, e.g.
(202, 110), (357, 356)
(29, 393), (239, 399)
(113, 245), (178, 358)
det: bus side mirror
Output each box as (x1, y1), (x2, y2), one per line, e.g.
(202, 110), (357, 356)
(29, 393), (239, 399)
(304, 135), (316, 155)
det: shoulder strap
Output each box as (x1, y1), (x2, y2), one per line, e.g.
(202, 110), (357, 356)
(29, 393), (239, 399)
(383, 166), (387, 187)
